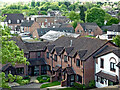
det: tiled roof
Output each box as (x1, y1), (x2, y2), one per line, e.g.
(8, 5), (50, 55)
(108, 24), (120, 32)
(21, 20), (34, 27)
(95, 70), (118, 82)
(48, 36), (108, 60)
(4, 14), (24, 24)
(25, 41), (49, 51)
(63, 67), (76, 75)
(37, 27), (74, 36)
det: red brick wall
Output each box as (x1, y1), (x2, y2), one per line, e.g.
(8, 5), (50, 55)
(32, 29), (39, 39)
(30, 22), (40, 34)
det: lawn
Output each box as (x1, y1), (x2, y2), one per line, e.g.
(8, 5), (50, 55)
(40, 81), (60, 88)
(85, 35), (95, 38)
(57, 87), (77, 90)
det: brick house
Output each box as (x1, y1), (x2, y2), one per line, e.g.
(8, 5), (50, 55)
(75, 23), (103, 36)
(20, 20), (40, 35)
(44, 36), (117, 86)
(3, 14), (24, 32)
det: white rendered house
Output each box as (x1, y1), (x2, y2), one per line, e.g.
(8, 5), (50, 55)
(94, 46), (120, 88)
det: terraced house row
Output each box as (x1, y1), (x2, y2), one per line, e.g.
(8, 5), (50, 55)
(1, 36), (120, 88)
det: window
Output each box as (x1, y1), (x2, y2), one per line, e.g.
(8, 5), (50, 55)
(110, 62), (116, 72)
(47, 52), (49, 59)
(100, 77), (104, 84)
(16, 67), (24, 75)
(8, 20), (11, 24)
(76, 59), (80, 67)
(21, 20), (24, 22)
(100, 58), (104, 68)
(71, 75), (74, 81)
(77, 75), (82, 83)
(64, 55), (67, 62)
(54, 54), (57, 61)
(45, 19), (47, 22)
(37, 52), (41, 58)
(17, 20), (20, 23)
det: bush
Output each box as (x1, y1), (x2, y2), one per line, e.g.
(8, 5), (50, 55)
(20, 80), (29, 85)
(8, 74), (16, 82)
(37, 75), (50, 83)
(88, 80), (95, 89)
(16, 75), (23, 82)
(23, 76), (31, 82)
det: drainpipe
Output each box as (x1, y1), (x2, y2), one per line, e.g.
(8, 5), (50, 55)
(60, 54), (62, 81)
(83, 61), (84, 84)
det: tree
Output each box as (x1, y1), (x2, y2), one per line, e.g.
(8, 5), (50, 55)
(106, 17), (119, 26)
(71, 19), (84, 29)
(31, 0), (35, 7)
(113, 35), (120, 47)
(66, 11), (80, 21)
(104, 13), (112, 21)
(79, 5), (86, 22)
(36, 1), (40, 7)
(85, 7), (105, 27)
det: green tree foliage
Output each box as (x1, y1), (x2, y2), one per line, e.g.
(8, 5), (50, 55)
(36, 1), (40, 7)
(85, 7), (105, 27)
(31, 0), (35, 7)
(40, 11), (47, 15)
(79, 5), (86, 22)
(106, 17), (119, 26)
(113, 35), (120, 47)
(71, 19), (84, 29)
(104, 13), (112, 21)
(66, 11), (80, 21)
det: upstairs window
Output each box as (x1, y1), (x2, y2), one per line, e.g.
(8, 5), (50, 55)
(76, 59), (80, 67)
(54, 54), (57, 61)
(47, 52), (49, 59)
(8, 20), (11, 24)
(100, 58), (104, 68)
(110, 62), (116, 72)
(64, 55), (67, 62)
(37, 52), (41, 58)
(17, 20), (20, 23)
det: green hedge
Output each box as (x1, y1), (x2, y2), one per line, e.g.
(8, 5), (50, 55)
(40, 81), (60, 88)
(74, 82), (86, 89)
(37, 75), (50, 83)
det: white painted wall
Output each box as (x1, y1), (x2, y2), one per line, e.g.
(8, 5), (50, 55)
(107, 31), (120, 35)
(95, 53), (120, 88)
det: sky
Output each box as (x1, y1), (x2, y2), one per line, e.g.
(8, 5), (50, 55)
(0, 0), (119, 2)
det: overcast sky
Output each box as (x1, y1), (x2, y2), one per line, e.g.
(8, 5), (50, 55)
(0, 0), (119, 2)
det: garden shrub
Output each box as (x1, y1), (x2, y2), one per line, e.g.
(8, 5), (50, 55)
(88, 80), (95, 89)
(23, 76), (31, 82)
(8, 74), (16, 82)
(16, 75), (23, 82)
(74, 82), (86, 89)
(20, 80), (29, 85)
(37, 75), (50, 83)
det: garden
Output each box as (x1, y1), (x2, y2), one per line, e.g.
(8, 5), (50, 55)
(36, 75), (50, 83)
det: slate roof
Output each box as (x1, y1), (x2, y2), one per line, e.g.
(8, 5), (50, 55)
(21, 20), (34, 27)
(29, 58), (46, 66)
(95, 70), (118, 82)
(108, 24), (120, 32)
(4, 14), (24, 24)
(37, 27), (74, 36)
(79, 23), (98, 32)
(11, 37), (49, 53)
(47, 45), (55, 52)
(50, 23), (73, 28)
(94, 45), (120, 58)
(11, 37), (29, 53)
(63, 67), (76, 75)
(48, 36), (108, 60)
(51, 46), (64, 55)
(25, 41), (49, 51)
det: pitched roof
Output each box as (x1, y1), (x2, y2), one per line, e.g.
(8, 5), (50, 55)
(51, 46), (64, 55)
(37, 27), (74, 36)
(47, 36), (108, 60)
(47, 45), (55, 52)
(95, 70), (118, 82)
(4, 14), (24, 24)
(25, 41), (49, 51)
(11, 37), (29, 53)
(21, 20), (34, 27)
(108, 24), (120, 32)
(63, 67), (76, 75)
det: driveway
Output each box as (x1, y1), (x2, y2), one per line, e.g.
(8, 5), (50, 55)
(11, 82), (48, 90)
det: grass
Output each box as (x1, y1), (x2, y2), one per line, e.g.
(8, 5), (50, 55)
(40, 81), (60, 88)
(85, 35), (95, 38)
(37, 75), (50, 83)
(57, 87), (77, 90)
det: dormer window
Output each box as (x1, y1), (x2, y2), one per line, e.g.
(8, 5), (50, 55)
(17, 20), (20, 23)
(21, 20), (24, 22)
(8, 20), (11, 24)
